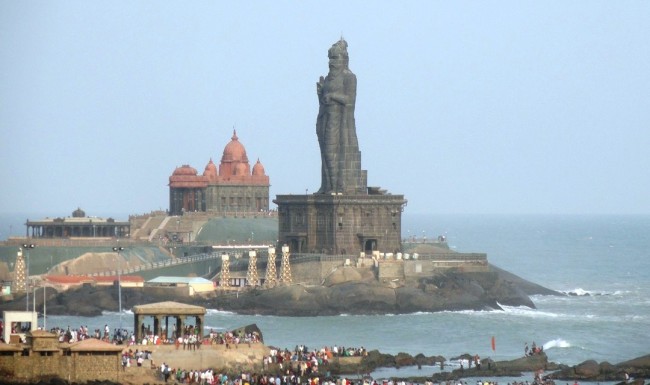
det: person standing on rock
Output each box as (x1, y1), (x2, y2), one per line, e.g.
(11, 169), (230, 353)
(525, 342), (529, 356)
(160, 363), (167, 381)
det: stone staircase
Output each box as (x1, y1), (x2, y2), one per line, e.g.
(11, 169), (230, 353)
(149, 216), (173, 242)
(129, 214), (168, 241)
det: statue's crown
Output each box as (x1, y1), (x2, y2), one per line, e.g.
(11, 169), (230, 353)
(328, 39), (349, 58)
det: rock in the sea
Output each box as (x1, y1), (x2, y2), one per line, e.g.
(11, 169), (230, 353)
(574, 360), (601, 378)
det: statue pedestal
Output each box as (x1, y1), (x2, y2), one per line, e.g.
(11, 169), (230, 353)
(274, 192), (406, 256)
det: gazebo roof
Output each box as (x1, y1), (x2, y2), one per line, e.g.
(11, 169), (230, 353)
(132, 301), (206, 316)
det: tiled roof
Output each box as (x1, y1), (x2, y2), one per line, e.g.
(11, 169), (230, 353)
(27, 330), (57, 338)
(65, 338), (124, 352)
(45, 275), (95, 284)
(45, 275), (143, 284)
(132, 301), (206, 315)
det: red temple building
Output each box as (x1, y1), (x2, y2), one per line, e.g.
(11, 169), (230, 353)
(168, 130), (270, 215)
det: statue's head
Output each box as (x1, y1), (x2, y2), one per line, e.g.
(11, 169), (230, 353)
(328, 39), (349, 71)
(328, 39), (349, 59)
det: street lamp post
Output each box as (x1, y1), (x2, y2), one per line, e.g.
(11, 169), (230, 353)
(43, 286), (47, 330)
(22, 244), (36, 312)
(32, 285), (47, 330)
(112, 246), (124, 329)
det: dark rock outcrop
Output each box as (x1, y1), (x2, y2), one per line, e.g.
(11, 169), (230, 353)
(356, 350), (445, 373)
(205, 268), (545, 316)
(430, 353), (558, 381)
(550, 354), (650, 382)
(0, 265), (558, 317)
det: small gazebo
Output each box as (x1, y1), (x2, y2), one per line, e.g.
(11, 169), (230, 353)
(132, 301), (206, 342)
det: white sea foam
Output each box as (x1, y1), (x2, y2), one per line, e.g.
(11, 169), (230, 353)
(501, 305), (561, 318)
(100, 309), (133, 316)
(543, 338), (571, 350)
(559, 288), (625, 296)
(205, 308), (236, 315)
(568, 288), (591, 296)
(204, 325), (226, 331)
(101, 310), (118, 316)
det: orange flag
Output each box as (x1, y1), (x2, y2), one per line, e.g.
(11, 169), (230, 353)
(491, 336), (496, 351)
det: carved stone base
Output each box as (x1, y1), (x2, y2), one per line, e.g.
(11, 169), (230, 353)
(274, 192), (406, 256)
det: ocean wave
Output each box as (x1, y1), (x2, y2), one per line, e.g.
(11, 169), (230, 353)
(542, 338), (571, 350)
(204, 325), (227, 331)
(501, 305), (561, 318)
(438, 309), (497, 315)
(205, 308), (236, 315)
(409, 311), (439, 316)
(100, 310), (117, 316)
(559, 288), (625, 296)
(101, 309), (133, 316)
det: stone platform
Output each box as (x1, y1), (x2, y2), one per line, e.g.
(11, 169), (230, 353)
(275, 193), (407, 255)
(142, 342), (269, 373)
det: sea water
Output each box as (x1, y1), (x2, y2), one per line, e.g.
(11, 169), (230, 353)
(20, 214), (650, 380)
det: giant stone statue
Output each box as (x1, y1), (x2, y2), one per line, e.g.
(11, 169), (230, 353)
(316, 39), (366, 194)
(275, 39), (404, 256)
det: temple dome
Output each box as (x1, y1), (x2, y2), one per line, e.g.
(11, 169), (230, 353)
(72, 208), (86, 218)
(203, 159), (218, 180)
(221, 130), (249, 163)
(235, 162), (249, 175)
(172, 165), (198, 176)
(252, 159), (266, 176)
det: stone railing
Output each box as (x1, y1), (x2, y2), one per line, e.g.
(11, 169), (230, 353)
(89, 252), (220, 277)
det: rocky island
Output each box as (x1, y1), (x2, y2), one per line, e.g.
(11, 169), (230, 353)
(0, 260), (557, 317)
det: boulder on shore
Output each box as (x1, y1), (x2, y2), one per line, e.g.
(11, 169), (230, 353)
(550, 354), (650, 382)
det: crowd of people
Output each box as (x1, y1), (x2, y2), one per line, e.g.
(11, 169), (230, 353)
(147, 368), (558, 385)
(121, 348), (154, 370)
(154, 366), (374, 385)
(24, 324), (132, 344)
(261, 345), (368, 377)
(146, 343), (370, 384)
(208, 329), (262, 346)
(425, 381), (555, 385)
(2, 322), (557, 385)
(524, 342), (543, 357)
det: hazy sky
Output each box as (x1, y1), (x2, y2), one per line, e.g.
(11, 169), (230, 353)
(2, 1), (649, 224)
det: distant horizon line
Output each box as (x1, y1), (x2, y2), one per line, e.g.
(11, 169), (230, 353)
(1, 211), (648, 218)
